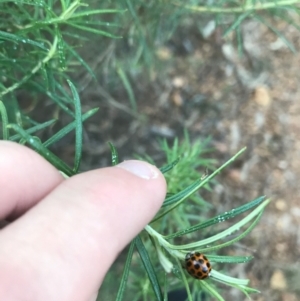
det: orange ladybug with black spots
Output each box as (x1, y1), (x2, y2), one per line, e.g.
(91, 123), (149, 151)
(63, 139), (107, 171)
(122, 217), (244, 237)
(185, 251), (212, 280)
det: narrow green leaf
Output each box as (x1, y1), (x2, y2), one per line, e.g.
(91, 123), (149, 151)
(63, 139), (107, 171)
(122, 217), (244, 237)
(116, 66), (137, 112)
(19, 115), (39, 126)
(40, 65), (49, 91)
(60, 0), (68, 11)
(210, 269), (249, 286)
(68, 22), (121, 38)
(47, 66), (56, 93)
(135, 236), (163, 301)
(108, 142), (119, 166)
(54, 80), (74, 104)
(254, 13), (296, 53)
(43, 108), (98, 147)
(115, 240), (136, 301)
(0, 0), (46, 5)
(0, 100), (9, 139)
(209, 276), (255, 299)
(165, 195), (265, 239)
(163, 272), (168, 301)
(7, 124), (74, 176)
(174, 0), (300, 14)
(270, 8), (300, 32)
(0, 30), (48, 50)
(199, 280), (225, 301)
(207, 255), (253, 264)
(2, 97), (22, 125)
(199, 210), (264, 253)
(162, 178), (204, 208)
(125, 0), (152, 68)
(65, 43), (96, 81)
(67, 80), (82, 173)
(47, 92), (74, 116)
(152, 148), (247, 222)
(61, 30), (89, 41)
(9, 119), (56, 141)
(70, 9), (125, 19)
(159, 157), (180, 174)
(174, 257), (193, 301)
(169, 200), (269, 250)
(70, 20), (120, 27)
(241, 286), (260, 294)
(223, 12), (251, 38)
(56, 26), (66, 70)
(236, 25), (243, 57)
(27, 80), (73, 116)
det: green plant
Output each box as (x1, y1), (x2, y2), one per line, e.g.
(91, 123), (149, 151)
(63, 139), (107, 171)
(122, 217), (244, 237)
(0, 0), (121, 131)
(107, 143), (269, 301)
(0, 1), (278, 300)
(1, 1), (299, 118)
(137, 134), (216, 235)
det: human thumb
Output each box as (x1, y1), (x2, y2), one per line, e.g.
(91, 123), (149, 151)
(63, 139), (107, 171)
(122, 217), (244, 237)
(0, 160), (167, 301)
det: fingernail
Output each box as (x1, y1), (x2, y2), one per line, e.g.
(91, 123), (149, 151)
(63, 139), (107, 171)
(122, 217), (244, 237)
(117, 160), (159, 180)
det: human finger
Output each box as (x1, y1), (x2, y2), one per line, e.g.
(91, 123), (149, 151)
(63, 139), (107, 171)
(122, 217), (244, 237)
(0, 160), (167, 301)
(0, 141), (64, 219)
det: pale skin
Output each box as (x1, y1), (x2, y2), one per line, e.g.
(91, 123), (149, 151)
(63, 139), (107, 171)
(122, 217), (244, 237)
(0, 141), (167, 301)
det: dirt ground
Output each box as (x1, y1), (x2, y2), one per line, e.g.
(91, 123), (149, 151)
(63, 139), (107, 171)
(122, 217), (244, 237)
(52, 18), (300, 301)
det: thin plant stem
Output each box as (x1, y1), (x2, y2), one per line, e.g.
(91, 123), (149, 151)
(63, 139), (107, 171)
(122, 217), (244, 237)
(173, 0), (300, 14)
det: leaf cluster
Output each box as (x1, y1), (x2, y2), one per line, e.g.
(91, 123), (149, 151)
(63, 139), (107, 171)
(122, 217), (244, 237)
(1, 0), (299, 120)
(0, 0), (120, 132)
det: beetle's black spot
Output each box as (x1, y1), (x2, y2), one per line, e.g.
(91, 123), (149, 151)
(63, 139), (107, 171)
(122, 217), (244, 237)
(203, 255), (208, 260)
(197, 271), (204, 277)
(199, 259), (204, 264)
(194, 263), (200, 270)
(195, 252), (200, 256)
(186, 261), (192, 267)
(191, 256), (196, 261)
(207, 262), (211, 268)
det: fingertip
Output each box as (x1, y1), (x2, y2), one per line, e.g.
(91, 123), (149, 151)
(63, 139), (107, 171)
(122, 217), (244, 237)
(117, 160), (161, 180)
(116, 160), (167, 207)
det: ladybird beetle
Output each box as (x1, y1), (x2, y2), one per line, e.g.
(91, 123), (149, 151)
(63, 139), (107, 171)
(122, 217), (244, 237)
(185, 251), (212, 280)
